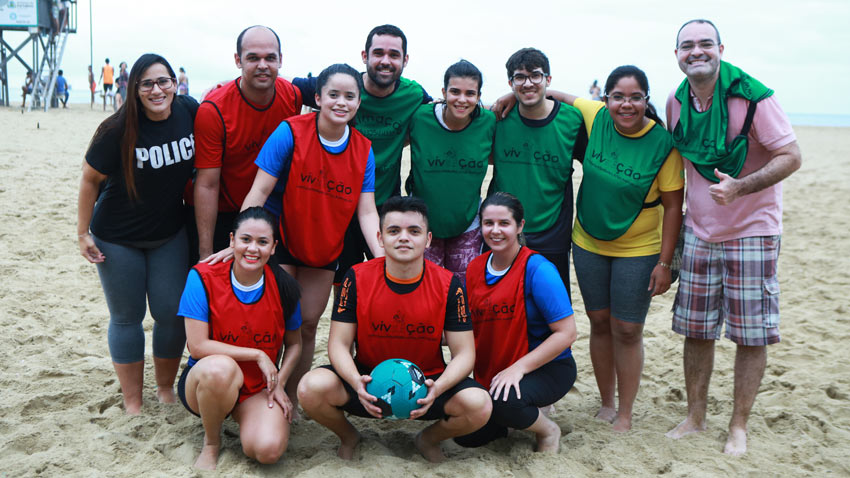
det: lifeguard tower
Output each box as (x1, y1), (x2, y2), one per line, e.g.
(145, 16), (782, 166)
(0, 0), (77, 110)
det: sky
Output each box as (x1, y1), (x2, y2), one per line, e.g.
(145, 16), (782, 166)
(3, 0), (849, 117)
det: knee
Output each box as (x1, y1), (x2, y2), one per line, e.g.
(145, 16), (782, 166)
(196, 356), (240, 392)
(612, 322), (644, 345)
(244, 434), (287, 464)
(297, 369), (336, 412)
(456, 388), (493, 428)
(588, 314), (611, 335)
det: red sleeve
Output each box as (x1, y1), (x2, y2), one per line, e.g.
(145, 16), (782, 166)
(193, 101), (225, 169)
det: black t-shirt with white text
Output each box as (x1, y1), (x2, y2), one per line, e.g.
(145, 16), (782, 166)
(87, 95), (198, 243)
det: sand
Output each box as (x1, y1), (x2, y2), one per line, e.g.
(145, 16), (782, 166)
(0, 105), (848, 477)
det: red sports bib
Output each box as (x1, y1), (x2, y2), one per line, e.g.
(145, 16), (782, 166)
(353, 258), (452, 376)
(280, 113), (371, 266)
(194, 262), (284, 402)
(466, 247), (535, 388)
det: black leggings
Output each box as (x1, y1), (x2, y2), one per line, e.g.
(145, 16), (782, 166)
(454, 356), (577, 448)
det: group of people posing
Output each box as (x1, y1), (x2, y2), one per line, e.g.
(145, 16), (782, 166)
(76, 18), (801, 470)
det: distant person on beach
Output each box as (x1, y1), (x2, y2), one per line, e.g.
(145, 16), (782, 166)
(21, 71), (33, 108)
(297, 196), (491, 463)
(115, 61), (129, 110)
(589, 79), (602, 100)
(55, 69), (69, 108)
(77, 53), (199, 415)
(664, 19), (801, 456)
(100, 58), (114, 111)
(88, 65), (96, 108)
(192, 25), (311, 265)
(178, 67), (189, 95)
(177, 207), (302, 470)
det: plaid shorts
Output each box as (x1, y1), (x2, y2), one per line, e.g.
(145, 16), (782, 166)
(672, 226), (781, 346)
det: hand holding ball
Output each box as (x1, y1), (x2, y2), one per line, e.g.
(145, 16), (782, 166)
(366, 359), (428, 419)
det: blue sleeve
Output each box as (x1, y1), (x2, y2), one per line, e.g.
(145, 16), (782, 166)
(293, 76), (318, 109)
(177, 270), (210, 322)
(362, 147), (375, 193)
(421, 86), (432, 104)
(254, 122), (295, 179)
(286, 302), (303, 330)
(525, 255), (574, 323)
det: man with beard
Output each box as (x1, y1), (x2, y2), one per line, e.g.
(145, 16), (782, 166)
(663, 19), (801, 456)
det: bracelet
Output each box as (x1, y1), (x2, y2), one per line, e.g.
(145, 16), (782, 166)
(657, 261), (671, 270)
(78, 232), (90, 238)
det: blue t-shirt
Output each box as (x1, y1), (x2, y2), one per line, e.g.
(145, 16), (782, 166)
(485, 253), (574, 360)
(55, 75), (68, 94)
(254, 121), (376, 216)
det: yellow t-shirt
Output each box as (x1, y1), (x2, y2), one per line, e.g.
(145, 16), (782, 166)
(572, 98), (684, 257)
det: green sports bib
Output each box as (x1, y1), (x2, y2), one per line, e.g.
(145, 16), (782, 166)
(492, 102), (584, 233)
(672, 61), (773, 182)
(408, 104), (496, 238)
(576, 108), (673, 241)
(356, 77), (427, 205)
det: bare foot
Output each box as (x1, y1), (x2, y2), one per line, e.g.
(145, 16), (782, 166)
(534, 418), (561, 453)
(337, 430), (360, 460)
(612, 413), (632, 433)
(666, 417), (706, 439)
(414, 431), (446, 463)
(723, 426), (748, 456)
(194, 442), (220, 470)
(123, 397), (142, 415)
(595, 406), (616, 423)
(539, 404), (554, 417)
(156, 387), (176, 404)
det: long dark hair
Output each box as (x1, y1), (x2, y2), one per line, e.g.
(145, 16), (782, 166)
(85, 53), (176, 201)
(603, 65), (664, 128)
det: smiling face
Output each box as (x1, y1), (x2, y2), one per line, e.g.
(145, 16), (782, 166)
(605, 76), (649, 135)
(137, 63), (175, 121)
(362, 34), (407, 89)
(235, 27), (281, 94)
(442, 76), (480, 122)
(315, 73), (361, 127)
(480, 205), (524, 254)
(230, 218), (276, 275)
(509, 67), (550, 109)
(378, 211), (431, 266)
(676, 22), (724, 81)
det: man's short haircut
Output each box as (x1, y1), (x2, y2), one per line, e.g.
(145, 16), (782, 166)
(379, 196), (429, 231)
(505, 48), (550, 79)
(365, 24), (407, 57)
(236, 25), (282, 57)
(676, 19), (722, 47)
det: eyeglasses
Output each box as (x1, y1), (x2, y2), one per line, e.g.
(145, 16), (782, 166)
(511, 72), (546, 86)
(137, 77), (176, 92)
(677, 40), (718, 52)
(605, 93), (648, 104)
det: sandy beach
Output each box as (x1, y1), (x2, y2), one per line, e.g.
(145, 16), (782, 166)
(0, 105), (848, 477)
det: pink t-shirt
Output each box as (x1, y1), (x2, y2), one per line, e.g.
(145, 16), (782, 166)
(666, 91), (796, 242)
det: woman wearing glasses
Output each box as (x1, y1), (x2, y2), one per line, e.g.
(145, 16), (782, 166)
(559, 65), (684, 431)
(77, 53), (199, 415)
(407, 60), (496, 284)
